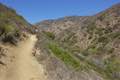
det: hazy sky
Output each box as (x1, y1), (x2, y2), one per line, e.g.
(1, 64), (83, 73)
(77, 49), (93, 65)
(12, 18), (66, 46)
(0, 0), (120, 23)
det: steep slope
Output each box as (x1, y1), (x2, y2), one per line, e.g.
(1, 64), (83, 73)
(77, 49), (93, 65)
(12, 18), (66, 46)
(0, 3), (34, 68)
(36, 3), (120, 80)
(0, 3), (32, 44)
(0, 3), (48, 80)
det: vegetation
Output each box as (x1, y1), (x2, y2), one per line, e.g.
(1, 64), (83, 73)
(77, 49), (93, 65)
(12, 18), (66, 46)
(0, 24), (15, 34)
(104, 57), (120, 79)
(48, 42), (80, 69)
(0, 3), (29, 44)
(43, 31), (55, 39)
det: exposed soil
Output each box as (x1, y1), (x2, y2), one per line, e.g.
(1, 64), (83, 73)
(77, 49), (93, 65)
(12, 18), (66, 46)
(0, 35), (47, 80)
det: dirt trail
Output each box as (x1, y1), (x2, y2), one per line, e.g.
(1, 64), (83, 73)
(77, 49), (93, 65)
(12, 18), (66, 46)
(0, 35), (47, 80)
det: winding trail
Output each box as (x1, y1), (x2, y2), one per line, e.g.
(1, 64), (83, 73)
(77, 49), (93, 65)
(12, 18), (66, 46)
(0, 35), (47, 80)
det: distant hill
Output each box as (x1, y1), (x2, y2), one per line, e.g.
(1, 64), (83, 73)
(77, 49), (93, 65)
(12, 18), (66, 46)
(36, 3), (120, 80)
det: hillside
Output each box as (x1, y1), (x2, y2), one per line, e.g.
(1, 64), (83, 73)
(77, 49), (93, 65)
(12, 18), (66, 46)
(0, 3), (32, 45)
(36, 3), (120, 80)
(0, 2), (119, 80)
(0, 3), (47, 80)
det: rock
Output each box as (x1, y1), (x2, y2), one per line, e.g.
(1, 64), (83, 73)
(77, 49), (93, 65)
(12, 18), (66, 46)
(0, 60), (5, 65)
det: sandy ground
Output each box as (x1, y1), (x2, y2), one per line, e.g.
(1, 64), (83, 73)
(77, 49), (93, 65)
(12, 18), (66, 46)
(0, 35), (47, 80)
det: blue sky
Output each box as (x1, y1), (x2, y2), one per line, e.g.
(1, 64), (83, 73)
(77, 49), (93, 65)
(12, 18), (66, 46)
(0, 0), (120, 23)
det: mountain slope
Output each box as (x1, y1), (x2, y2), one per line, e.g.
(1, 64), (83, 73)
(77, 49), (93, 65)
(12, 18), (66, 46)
(0, 2), (119, 80)
(0, 3), (32, 44)
(0, 3), (48, 80)
(36, 3), (120, 80)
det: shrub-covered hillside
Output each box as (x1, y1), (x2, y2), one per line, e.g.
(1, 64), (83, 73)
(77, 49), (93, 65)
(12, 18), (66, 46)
(36, 3), (120, 80)
(0, 3), (32, 44)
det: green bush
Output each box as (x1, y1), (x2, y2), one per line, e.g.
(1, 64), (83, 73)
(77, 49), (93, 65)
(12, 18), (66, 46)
(86, 23), (96, 34)
(48, 42), (80, 69)
(88, 47), (98, 54)
(0, 24), (15, 34)
(43, 31), (55, 39)
(105, 57), (120, 79)
(4, 25), (15, 33)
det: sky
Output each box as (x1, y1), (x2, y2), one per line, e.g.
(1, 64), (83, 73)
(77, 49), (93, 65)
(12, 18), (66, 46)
(0, 0), (120, 23)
